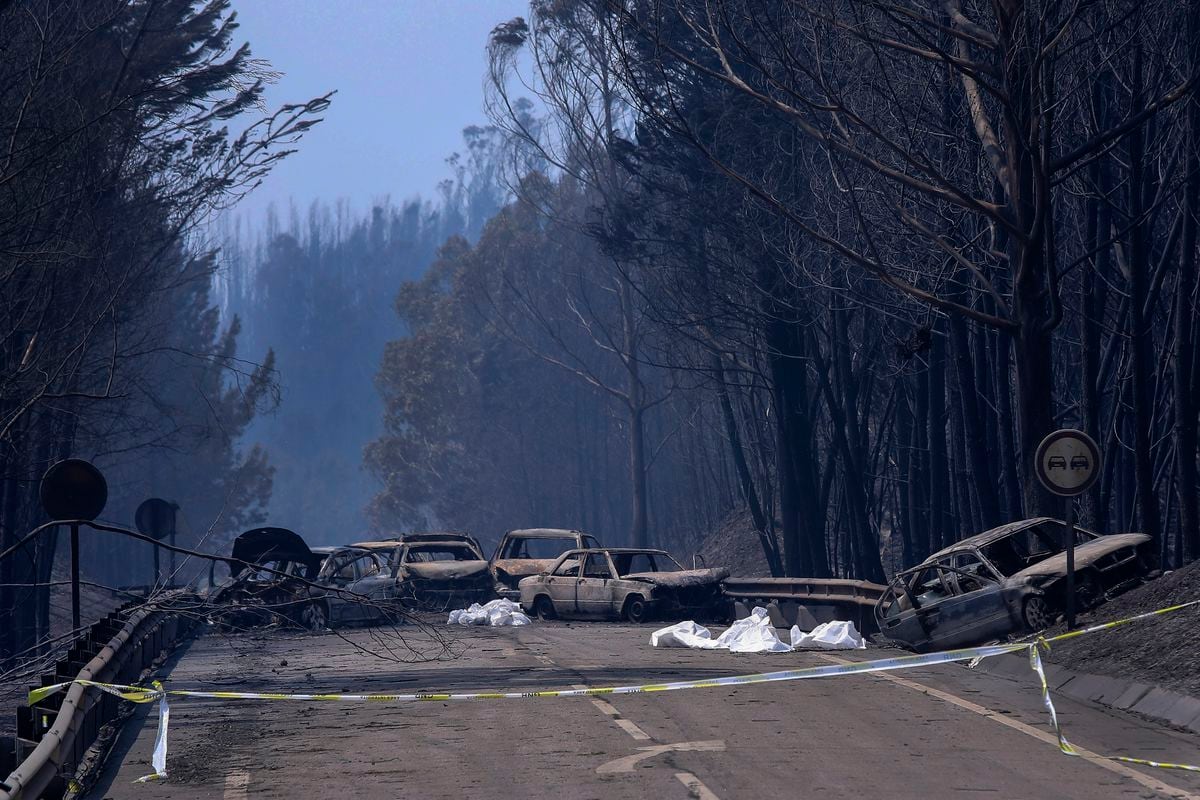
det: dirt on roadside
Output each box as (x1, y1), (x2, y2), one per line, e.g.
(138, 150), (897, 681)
(1041, 559), (1200, 697)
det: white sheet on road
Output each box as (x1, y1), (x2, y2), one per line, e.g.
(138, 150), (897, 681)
(790, 620), (866, 650)
(651, 607), (864, 652)
(447, 599), (532, 627)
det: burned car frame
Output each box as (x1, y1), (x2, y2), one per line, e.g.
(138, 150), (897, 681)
(311, 544), (400, 626)
(490, 528), (600, 601)
(380, 536), (493, 610)
(208, 527), (327, 630)
(519, 547), (730, 623)
(875, 517), (1155, 651)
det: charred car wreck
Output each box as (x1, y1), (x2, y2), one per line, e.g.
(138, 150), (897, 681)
(519, 548), (730, 623)
(490, 528), (600, 601)
(385, 534), (493, 610)
(208, 527), (327, 630)
(876, 518), (1155, 651)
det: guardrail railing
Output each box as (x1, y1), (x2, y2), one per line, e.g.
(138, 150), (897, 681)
(0, 591), (197, 800)
(723, 577), (888, 632)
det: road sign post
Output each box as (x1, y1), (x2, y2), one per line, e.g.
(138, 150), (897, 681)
(1034, 429), (1102, 630)
(136, 498), (178, 588)
(39, 459), (108, 631)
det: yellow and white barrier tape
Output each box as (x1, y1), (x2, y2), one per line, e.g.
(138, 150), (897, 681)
(28, 598), (1200, 782)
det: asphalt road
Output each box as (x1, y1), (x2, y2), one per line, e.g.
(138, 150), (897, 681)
(86, 619), (1200, 799)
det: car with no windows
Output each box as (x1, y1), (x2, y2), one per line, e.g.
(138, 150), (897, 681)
(519, 547), (729, 622)
(490, 528), (600, 601)
(875, 517), (1156, 652)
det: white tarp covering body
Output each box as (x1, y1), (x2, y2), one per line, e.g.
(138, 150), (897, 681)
(448, 598), (532, 626)
(650, 607), (865, 652)
(790, 620), (866, 650)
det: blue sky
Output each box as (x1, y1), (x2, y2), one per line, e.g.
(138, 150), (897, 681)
(229, 0), (525, 221)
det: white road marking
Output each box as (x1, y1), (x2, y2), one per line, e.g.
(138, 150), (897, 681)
(675, 771), (721, 799)
(592, 698), (619, 716)
(575, 687), (651, 740)
(817, 654), (1200, 800)
(615, 718), (652, 740)
(596, 740), (726, 774)
(223, 770), (250, 799)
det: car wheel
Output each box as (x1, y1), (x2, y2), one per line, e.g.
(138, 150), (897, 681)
(301, 601), (328, 631)
(533, 595), (557, 621)
(624, 595), (650, 624)
(1022, 596), (1053, 632)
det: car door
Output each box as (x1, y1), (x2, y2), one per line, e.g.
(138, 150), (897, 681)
(544, 555), (582, 617)
(877, 566), (943, 650)
(576, 553), (618, 617)
(924, 553), (1014, 648)
(347, 554), (391, 623)
(323, 553), (360, 625)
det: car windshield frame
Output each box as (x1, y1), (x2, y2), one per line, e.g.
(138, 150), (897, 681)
(610, 551), (684, 577)
(402, 544), (481, 563)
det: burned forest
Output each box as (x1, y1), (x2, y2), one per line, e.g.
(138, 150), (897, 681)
(4, 2), (1200, 798)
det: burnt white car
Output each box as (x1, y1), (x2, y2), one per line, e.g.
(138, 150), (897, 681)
(519, 548), (729, 623)
(876, 518), (1156, 652)
(490, 528), (600, 601)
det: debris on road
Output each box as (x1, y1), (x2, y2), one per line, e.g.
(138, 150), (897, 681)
(651, 607), (866, 652)
(448, 598), (532, 626)
(790, 620), (866, 650)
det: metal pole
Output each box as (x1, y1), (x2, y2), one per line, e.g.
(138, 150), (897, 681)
(1065, 497), (1076, 630)
(153, 542), (160, 589)
(70, 523), (80, 631)
(168, 503), (177, 587)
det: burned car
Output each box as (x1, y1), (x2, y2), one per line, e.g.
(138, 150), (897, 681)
(519, 548), (730, 623)
(490, 528), (600, 601)
(379, 536), (493, 610)
(311, 544), (399, 626)
(875, 517), (1155, 652)
(208, 527), (327, 630)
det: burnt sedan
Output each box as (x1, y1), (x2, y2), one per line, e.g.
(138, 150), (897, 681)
(382, 536), (494, 610)
(311, 544), (398, 626)
(875, 518), (1156, 652)
(208, 527), (327, 630)
(490, 528), (600, 601)
(519, 548), (729, 623)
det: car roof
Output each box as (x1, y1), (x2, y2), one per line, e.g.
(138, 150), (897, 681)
(506, 528), (588, 538)
(562, 547), (669, 556)
(402, 540), (484, 555)
(926, 518), (1060, 561)
(349, 541), (401, 551)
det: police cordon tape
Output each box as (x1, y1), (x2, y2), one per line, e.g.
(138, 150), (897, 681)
(27, 598), (1200, 783)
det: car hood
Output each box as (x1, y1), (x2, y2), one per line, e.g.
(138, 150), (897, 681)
(623, 567), (730, 588)
(492, 559), (555, 578)
(228, 527), (320, 576)
(400, 561), (490, 580)
(1011, 534), (1150, 580)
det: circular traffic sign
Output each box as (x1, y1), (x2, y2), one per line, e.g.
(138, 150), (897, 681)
(1035, 429), (1101, 496)
(40, 459), (107, 521)
(135, 498), (176, 540)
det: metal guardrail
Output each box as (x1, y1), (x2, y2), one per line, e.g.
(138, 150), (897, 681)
(0, 592), (197, 800)
(723, 577), (886, 605)
(723, 577), (888, 632)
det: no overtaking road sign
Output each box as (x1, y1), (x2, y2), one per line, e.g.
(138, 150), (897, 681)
(1034, 429), (1101, 497)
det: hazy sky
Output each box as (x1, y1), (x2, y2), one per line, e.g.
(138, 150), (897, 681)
(230, 0), (525, 221)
